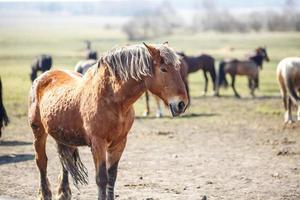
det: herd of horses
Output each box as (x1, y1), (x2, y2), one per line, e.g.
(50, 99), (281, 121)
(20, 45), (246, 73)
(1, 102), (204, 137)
(1, 41), (300, 200)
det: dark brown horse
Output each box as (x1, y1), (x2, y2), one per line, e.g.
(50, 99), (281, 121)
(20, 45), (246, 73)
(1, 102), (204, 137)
(0, 77), (9, 137)
(177, 52), (216, 95)
(30, 54), (53, 82)
(28, 43), (188, 200)
(216, 47), (270, 98)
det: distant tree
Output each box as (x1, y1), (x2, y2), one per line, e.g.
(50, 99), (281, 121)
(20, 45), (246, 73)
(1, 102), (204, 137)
(122, 0), (183, 40)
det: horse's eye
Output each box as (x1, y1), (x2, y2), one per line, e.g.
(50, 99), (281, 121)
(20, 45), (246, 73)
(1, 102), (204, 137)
(160, 67), (167, 73)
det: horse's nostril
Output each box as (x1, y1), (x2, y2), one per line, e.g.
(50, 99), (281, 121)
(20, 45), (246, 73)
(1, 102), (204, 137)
(178, 101), (185, 111)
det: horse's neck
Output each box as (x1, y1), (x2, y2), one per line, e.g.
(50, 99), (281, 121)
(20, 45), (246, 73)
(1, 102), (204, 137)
(88, 65), (146, 112)
(250, 55), (263, 66)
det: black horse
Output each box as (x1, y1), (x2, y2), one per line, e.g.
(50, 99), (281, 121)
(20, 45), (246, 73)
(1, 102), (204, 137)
(0, 77), (9, 137)
(178, 52), (216, 95)
(30, 54), (53, 82)
(84, 40), (98, 60)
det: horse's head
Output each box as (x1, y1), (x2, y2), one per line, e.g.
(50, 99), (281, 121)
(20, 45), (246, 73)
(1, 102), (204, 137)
(257, 47), (270, 62)
(143, 43), (188, 117)
(177, 52), (186, 58)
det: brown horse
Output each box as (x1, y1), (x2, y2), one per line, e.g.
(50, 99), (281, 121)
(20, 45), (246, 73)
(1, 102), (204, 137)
(28, 43), (188, 200)
(144, 58), (189, 117)
(177, 52), (216, 95)
(216, 47), (270, 98)
(277, 57), (300, 123)
(0, 77), (9, 137)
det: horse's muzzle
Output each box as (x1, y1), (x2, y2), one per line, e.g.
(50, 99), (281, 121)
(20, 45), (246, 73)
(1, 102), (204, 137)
(169, 101), (186, 117)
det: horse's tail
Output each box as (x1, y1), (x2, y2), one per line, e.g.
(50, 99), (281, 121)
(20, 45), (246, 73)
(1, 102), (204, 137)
(0, 77), (9, 137)
(209, 59), (217, 91)
(218, 60), (228, 88)
(57, 144), (88, 188)
(286, 78), (300, 104)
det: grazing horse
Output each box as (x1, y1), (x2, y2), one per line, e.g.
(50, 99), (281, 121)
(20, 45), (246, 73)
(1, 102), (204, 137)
(217, 47), (270, 98)
(74, 59), (97, 75)
(0, 77), (9, 137)
(144, 58), (190, 117)
(30, 54), (53, 82)
(177, 52), (216, 95)
(28, 43), (188, 200)
(85, 40), (98, 60)
(277, 57), (300, 123)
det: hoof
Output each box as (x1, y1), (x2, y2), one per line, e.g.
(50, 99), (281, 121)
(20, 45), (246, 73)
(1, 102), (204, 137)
(235, 94), (241, 99)
(156, 112), (163, 118)
(57, 192), (71, 200)
(38, 189), (52, 200)
(285, 120), (294, 124)
(57, 186), (71, 200)
(213, 92), (220, 97)
(143, 111), (149, 117)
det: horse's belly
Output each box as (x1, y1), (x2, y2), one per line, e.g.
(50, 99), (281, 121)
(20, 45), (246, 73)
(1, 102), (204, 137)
(48, 126), (87, 146)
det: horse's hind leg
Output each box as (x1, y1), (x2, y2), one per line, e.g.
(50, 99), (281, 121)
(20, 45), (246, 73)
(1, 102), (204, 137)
(231, 75), (240, 98)
(203, 71), (208, 96)
(33, 128), (52, 200)
(286, 97), (294, 123)
(56, 144), (72, 200)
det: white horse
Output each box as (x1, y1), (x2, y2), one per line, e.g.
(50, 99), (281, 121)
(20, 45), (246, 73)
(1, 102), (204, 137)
(277, 57), (300, 123)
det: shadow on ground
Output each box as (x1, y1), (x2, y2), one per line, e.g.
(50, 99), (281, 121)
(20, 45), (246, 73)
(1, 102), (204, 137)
(0, 154), (34, 165)
(0, 140), (32, 146)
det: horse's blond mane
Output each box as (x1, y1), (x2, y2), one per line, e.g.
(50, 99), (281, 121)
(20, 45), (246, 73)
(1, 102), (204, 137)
(99, 44), (181, 81)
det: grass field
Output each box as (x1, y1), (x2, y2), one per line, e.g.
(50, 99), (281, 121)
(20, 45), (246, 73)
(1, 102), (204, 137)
(1, 17), (300, 200)
(1, 19), (300, 118)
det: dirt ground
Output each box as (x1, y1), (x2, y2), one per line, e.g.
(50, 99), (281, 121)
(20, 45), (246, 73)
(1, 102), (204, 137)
(0, 95), (300, 200)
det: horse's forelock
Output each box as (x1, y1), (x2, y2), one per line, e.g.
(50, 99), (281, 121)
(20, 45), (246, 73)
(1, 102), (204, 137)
(158, 45), (181, 70)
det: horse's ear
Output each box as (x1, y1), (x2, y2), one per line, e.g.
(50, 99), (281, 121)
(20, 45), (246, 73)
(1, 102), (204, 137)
(143, 42), (159, 57)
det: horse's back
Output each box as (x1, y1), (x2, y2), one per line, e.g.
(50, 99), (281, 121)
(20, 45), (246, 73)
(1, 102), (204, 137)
(277, 57), (300, 86)
(31, 69), (81, 103)
(226, 60), (257, 76)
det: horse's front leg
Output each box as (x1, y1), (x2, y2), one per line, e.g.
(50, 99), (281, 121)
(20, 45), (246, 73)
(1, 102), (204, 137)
(249, 78), (255, 98)
(106, 139), (127, 200)
(154, 96), (163, 118)
(143, 91), (150, 116)
(92, 140), (108, 200)
(231, 75), (240, 98)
